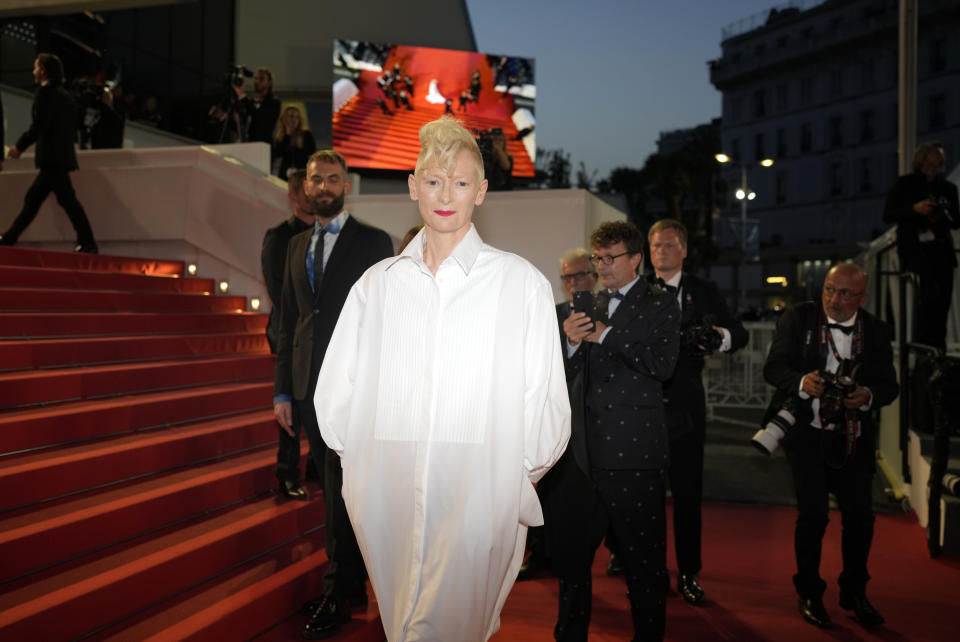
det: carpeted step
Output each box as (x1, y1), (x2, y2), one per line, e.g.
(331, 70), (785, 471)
(0, 409), (285, 511)
(0, 264), (215, 294)
(0, 287), (248, 313)
(88, 535), (331, 641)
(0, 310), (267, 339)
(0, 446), (283, 580)
(0, 330), (268, 371)
(0, 380), (272, 452)
(0, 493), (322, 641)
(0, 246), (184, 276)
(0, 353), (275, 409)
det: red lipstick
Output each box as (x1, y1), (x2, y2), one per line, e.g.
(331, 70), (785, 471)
(434, 210), (455, 217)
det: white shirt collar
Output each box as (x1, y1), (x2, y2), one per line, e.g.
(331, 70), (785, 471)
(388, 224), (483, 275)
(315, 210), (349, 236)
(826, 311), (858, 327)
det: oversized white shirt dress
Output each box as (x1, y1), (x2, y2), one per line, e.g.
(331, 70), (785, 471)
(314, 224), (571, 641)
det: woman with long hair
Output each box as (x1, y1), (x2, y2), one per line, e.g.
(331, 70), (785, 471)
(272, 104), (316, 179)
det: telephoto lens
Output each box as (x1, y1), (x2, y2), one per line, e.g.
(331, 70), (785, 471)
(752, 397), (799, 455)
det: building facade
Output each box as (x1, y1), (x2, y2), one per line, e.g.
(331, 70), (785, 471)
(709, 0), (960, 311)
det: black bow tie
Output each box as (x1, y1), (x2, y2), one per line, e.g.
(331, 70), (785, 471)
(827, 322), (854, 335)
(607, 290), (625, 300)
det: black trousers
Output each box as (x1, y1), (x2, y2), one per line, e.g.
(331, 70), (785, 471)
(545, 451), (667, 642)
(784, 425), (875, 599)
(3, 169), (95, 246)
(321, 444), (367, 598)
(667, 425), (706, 577)
(914, 257), (954, 353)
(277, 398), (327, 485)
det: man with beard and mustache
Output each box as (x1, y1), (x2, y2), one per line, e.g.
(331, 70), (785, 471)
(273, 150), (394, 639)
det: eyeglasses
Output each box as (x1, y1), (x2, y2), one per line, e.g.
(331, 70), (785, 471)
(823, 285), (864, 301)
(590, 251), (634, 265)
(560, 270), (595, 282)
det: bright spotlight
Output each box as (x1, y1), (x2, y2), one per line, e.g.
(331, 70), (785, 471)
(715, 153), (730, 163)
(219, 280), (229, 293)
(735, 188), (746, 200)
(187, 263), (198, 276)
(747, 191), (757, 200)
(760, 158), (775, 167)
(250, 297), (261, 311)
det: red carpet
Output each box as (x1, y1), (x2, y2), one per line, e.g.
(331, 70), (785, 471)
(0, 246), (382, 641)
(498, 500), (960, 641)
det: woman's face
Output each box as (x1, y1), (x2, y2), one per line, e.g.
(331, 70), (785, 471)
(284, 108), (301, 130)
(408, 149), (487, 243)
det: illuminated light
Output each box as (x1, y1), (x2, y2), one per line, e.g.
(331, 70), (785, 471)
(804, 260), (812, 267)
(251, 297), (261, 311)
(735, 188), (746, 200)
(760, 158), (775, 167)
(219, 280), (229, 293)
(715, 153), (730, 163)
(814, 260), (822, 266)
(187, 263), (198, 276)
(747, 191), (757, 200)
(766, 276), (788, 287)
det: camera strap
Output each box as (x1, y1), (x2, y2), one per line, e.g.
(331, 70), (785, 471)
(819, 310), (865, 460)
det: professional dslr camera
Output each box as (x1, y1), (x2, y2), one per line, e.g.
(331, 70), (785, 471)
(818, 358), (860, 427)
(752, 396), (798, 455)
(928, 195), (953, 226)
(226, 64), (253, 89)
(681, 314), (722, 354)
(475, 127), (503, 157)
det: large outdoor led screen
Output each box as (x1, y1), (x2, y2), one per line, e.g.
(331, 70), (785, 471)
(332, 40), (535, 178)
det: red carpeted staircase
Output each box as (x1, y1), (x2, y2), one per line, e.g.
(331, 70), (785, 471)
(0, 246), (381, 641)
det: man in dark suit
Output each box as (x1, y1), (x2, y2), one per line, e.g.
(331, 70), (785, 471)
(261, 169), (314, 500)
(882, 141), (960, 352)
(1, 54), (97, 253)
(762, 263), (897, 629)
(272, 150), (393, 639)
(545, 221), (679, 642)
(647, 219), (748, 605)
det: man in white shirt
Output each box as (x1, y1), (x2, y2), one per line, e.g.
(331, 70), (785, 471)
(762, 263), (897, 629)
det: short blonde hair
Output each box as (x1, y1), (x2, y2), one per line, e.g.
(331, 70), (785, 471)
(414, 116), (484, 181)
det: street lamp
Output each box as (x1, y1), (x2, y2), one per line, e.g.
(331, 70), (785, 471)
(715, 154), (774, 313)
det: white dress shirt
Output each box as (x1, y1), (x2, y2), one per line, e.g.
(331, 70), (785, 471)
(314, 224), (570, 642)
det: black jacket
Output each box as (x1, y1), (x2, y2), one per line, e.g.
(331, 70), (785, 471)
(261, 215), (312, 352)
(762, 301), (898, 455)
(15, 83), (80, 170)
(565, 280), (680, 474)
(274, 215), (394, 401)
(883, 172), (960, 270)
(660, 272), (749, 439)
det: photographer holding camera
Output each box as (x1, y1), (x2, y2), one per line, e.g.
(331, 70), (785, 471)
(883, 141), (960, 352)
(762, 263), (898, 629)
(477, 127), (513, 191)
(210, 65), (280, 144)
(646, 219), (747, 605)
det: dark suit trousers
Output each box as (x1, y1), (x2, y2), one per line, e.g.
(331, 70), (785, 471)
(321, 445), (366, 598)
(4, 169), (95, 246)
(547, 452), (667, 642)
(914, 255), (954, 352)
(277, 398), (327, 484)
(784, 425), (875, 598)
(667, 424), (705, 577)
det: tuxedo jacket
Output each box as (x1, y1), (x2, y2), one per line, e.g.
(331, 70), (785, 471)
(261, 215), (312, 352)
(762, 301), (898, 453)
(15, 84), (79, 170)
(274, 215), (394, 401)
(565, 279), (680, 474)
(883, 172), (960, 270)
(660, 272), (749, 439)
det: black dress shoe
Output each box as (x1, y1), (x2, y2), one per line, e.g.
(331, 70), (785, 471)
(73, 242), (99, 254)
(840, 592), (884, 627)
(279, 479), (308, 500)
(303, 595), (350, 639)
(798, 596), (832, 628)
(606, 553), (625, 576)
(678, 574), (706, 605)
(301, 590), (368, 617)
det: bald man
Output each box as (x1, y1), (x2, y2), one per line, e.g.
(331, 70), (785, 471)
(762, 264), (898, 630)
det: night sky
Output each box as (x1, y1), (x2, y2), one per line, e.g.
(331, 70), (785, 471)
(465, 0), (802, 182)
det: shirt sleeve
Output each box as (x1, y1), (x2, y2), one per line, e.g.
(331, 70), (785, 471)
(522, 277), (572, 483)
